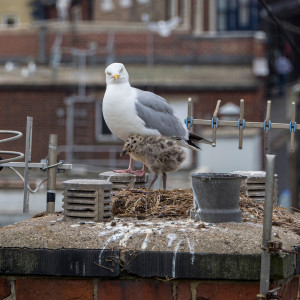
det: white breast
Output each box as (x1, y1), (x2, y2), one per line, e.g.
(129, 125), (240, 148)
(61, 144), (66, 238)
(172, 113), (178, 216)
(103, 85), (159, 141)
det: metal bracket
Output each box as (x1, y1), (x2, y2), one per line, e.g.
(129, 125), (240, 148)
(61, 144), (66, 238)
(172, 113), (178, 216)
(264, 120), (272, 131)
(257, 286), (282, 299)
(289, 121), (297, 133)
(211, 117), (219, 128)
(185, 116), (193, 128)
(238, 119), (245, 130)
(41, 160), (64, 172)
(261, 241), (297, 254)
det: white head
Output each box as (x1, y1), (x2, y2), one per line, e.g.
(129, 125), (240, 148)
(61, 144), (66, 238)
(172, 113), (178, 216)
(105, 63), (129, 85)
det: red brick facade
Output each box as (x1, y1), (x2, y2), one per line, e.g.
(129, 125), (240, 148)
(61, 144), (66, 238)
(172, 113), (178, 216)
(0, 88), (68, 162)
(0, 29), (39, 59)
(0, 276), (299, 300)
(0, 27), (258, 64)
(0, 24), (265, 165)
(0, 85), (263, 164)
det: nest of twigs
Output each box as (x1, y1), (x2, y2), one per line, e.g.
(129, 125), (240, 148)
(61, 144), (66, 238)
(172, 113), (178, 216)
(112, 188), (300, 236)
(112, 188), (193, 218)
(239, 193), (300, 235)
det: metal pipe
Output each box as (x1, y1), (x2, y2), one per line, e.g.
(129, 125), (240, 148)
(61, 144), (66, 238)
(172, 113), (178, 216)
(47, 134), (58, 214)
(38, 24), (47, 64)
(264, 100), (272, 151)
(23, 117), (33, 214)
(290, 102), (296, 152)
(65, 96), (74, 164)
(187, 97), (192, 131)
(193, 118), (299, 130)
(259, 154), (276, 298)
(0, 161), (71, 169)
(212, 100), (221, 146)
(238, 99), (244, 149)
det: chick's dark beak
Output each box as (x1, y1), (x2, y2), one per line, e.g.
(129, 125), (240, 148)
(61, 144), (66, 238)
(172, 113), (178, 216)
(120, 149), (127, 157)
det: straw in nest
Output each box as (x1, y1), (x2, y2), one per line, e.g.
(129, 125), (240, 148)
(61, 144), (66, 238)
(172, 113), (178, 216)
(112, 188), (300, 236)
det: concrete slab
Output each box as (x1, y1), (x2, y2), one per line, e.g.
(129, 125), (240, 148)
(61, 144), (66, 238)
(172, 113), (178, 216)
(0, 248), (120, 277)
(0, 214), (298, 280)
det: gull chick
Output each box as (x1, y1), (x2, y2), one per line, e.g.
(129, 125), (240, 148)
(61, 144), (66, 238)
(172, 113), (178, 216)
(121, 135), (186, 189)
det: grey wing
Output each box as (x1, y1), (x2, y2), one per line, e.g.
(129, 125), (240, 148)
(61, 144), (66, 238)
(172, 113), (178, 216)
(134, 88), (187, 138)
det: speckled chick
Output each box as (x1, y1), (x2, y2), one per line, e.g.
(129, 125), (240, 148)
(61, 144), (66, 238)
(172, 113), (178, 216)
(122, 135), (186, 189)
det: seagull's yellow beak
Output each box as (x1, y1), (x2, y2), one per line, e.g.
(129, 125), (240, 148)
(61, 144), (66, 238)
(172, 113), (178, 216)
(113, 73), (120, 80)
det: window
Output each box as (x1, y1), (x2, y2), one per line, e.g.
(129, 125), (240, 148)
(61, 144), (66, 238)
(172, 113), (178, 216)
(2, 15), (19, 28)
(218, 0), (227, 31)
(216, 0), (259, 31)
(239, 0), (250, 27)
(95, 100), (119, 142)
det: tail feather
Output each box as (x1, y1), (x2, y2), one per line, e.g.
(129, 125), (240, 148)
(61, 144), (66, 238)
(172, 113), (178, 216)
(172, 132), (212, 150)
(189, 132), (212, 146)
(186, 139), (201, 149)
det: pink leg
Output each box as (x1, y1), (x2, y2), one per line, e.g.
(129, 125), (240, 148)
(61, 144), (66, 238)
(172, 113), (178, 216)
(113, 158), (146, 177)
(113, 157), (134, 173)
(131, 164), (146, 177)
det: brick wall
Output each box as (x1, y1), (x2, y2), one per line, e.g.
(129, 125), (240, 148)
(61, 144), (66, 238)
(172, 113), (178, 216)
(0, 84), (263, 163)
(0, 276), (299, 300)
(0, 27), (259, 64)
(0, 88), (69, 162)
(193, 87), (265, 121)
(0, 29), (39, 59)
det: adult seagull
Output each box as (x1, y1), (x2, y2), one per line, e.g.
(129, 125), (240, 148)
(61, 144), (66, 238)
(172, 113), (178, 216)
(102, 62), (212, 176)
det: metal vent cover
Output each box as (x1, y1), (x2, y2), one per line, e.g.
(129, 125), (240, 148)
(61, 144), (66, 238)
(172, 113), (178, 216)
(233, 171), (278, 203)
(62, 179), (113, 222)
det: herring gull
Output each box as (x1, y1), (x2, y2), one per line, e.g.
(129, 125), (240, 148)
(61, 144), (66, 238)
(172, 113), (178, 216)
(103, 62), (211, 176)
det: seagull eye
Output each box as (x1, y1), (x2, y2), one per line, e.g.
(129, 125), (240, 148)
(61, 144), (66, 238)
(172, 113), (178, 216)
(120, 68), (123, 73)
(107, 72), (112, 76)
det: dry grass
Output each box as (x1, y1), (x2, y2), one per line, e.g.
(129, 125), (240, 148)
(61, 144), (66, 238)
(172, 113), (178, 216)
(112, 188), (300, 236)
(240, 193), (300, 235)
(112, 188), (193, 218)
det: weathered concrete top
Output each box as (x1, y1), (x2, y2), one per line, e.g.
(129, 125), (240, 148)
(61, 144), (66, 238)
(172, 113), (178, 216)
(99, 171), (148, 184)
(2, 214), (298, 253)
(63, 179), (112, 188)
(0, 214), (298, 279)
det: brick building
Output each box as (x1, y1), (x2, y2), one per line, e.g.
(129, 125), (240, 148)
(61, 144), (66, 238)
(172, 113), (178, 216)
(0, 31), (265, 170)
(0, 1), (275, 173)
(0, 3), (299, 298)
(0, 0), (269, 172)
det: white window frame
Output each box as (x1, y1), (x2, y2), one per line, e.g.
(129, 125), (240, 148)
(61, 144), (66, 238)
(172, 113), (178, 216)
(1, 14), (19, 28)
